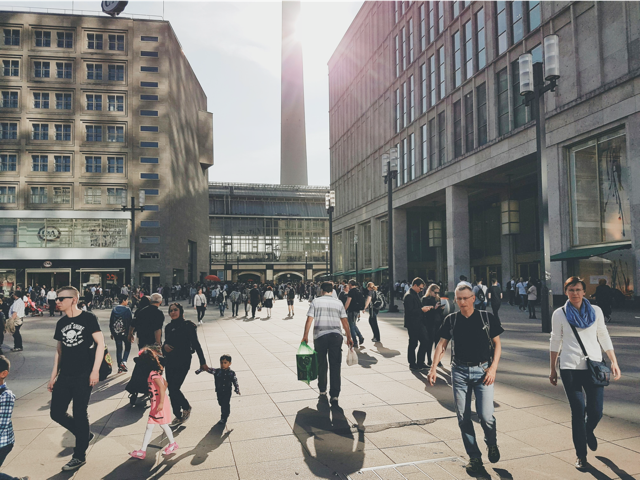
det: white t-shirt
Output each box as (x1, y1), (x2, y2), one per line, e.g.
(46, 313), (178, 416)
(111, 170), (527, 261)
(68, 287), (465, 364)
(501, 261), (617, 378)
(47, 291), (57, 300)
(263, 290), (274, 300)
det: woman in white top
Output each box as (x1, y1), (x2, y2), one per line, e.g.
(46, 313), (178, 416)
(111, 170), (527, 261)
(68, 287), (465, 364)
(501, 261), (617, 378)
(527, 280), (537, 319)
(194, 288), (207, 324)
(549, 276), (621, 471)
(262, 286), (275, 318)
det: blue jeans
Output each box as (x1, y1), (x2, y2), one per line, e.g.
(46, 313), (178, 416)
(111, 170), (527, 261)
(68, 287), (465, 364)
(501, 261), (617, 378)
(560, 369), (604, 457)
(347, 312), (363, 343)
(452, 362), (497, 459)
(113, 334), (131, 365)
(219, 302), (226, 315)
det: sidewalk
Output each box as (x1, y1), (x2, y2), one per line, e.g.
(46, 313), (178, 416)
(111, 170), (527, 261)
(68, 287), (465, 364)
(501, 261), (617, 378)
(1, 299), (638, 479)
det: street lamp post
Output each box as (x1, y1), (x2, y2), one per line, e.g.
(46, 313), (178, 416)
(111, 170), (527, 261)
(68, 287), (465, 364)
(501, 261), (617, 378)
(304, 252), (308, 282)
(236, 252), (240, 281)
(121, 190), (145, 288)
(519, 35), (560, 334)
(325, 245), (329, 280)
(325, 191), (335, 279)
(382, 148), (399, 312)
(354, 233), (359, 286)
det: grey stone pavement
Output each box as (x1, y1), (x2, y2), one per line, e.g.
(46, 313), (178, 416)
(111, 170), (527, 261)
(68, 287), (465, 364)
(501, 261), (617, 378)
(1, 298), (639, 479)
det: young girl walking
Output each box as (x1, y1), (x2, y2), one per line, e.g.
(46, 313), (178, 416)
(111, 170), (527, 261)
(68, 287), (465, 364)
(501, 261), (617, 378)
(129, 347), (179, 459)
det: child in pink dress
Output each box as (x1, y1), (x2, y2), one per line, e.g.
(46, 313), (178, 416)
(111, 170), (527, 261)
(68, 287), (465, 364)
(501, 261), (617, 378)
(129, 348), (178, 459)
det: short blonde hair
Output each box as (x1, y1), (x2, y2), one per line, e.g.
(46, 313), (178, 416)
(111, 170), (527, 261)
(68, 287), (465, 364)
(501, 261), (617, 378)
(56, 286), (79, 299)
(455, 283), (473, 294)
(367, 282), (377, 291)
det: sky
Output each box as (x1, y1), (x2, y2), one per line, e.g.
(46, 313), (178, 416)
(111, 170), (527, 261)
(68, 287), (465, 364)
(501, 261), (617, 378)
(0, 0), (363, 186)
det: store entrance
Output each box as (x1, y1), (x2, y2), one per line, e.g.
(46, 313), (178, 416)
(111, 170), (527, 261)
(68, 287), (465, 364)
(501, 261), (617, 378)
(26, 269), (71, 290)
(141, 273), (160, 293)
(471, 265), (502, 286)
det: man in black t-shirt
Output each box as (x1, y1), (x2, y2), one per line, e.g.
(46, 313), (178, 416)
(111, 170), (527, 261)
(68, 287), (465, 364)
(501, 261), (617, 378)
(128, 293), (164, 350)
(48, 286), (104, 472)
(343, 280), (365, 347)
(249, 284), (261, 319)
(427, 283), (504, 475)
(286, 284), (296, 317)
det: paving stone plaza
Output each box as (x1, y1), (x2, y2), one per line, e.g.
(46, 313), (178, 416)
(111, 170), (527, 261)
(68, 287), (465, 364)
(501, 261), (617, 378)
(1, 298), (638, 479)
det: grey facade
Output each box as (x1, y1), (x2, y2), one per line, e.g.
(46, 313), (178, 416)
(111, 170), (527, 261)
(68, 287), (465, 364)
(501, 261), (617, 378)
(328, 1), (640, 302)
(0, 11), (213, 293)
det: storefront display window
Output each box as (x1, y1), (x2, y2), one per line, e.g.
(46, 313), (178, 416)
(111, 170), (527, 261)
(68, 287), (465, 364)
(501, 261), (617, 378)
(569, 248), (634, 300)
(0, 270), (16, 295)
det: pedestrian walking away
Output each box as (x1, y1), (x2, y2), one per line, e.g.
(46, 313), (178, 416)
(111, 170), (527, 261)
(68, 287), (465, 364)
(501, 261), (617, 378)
(421, 283), (444, 367)
(404, 278), (432, 371)
(198, 354), (240, 424)
(516, 278), (528, 311)
(109, 294), (132, 373)
(249, 285), (261, 319)
(428, 282), (504, 475)
(263, 286), (274, 318)
(363, 282), (381, 342)
(48, 286), (105, 472)
(487, 278), (503, 323)
(302, 282), (353, 404)
(229, 288), (242, 317)
(344, 280), (365, 348)
(47, 287), (58, 317)
(286, 284), (296, 317)
(527, 279), (538, 319)
(549, 276), (621, 471)
(129, 348), (178, 459)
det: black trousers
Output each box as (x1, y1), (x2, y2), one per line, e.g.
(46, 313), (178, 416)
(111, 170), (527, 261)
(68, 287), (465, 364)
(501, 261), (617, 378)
(407, 323), (430, 366)
(50, 375), (92, 461)
(232, 302), (240, 316)
(0, 442), (13, 467)
(314, 332), (343, 398)
(368, 309), (380, 341)
(218, 391), (232, 419)
(491, 302), (501, 323)
(12, 324), (22, 349)
(166, 358), (191, 418)
(251, 302), (259, 317)
(196, 306), (206, 321)
(48, 299), (57, 316)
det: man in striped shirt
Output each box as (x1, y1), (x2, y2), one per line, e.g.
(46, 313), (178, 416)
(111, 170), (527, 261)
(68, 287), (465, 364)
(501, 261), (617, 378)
(302, 282), (353, 405)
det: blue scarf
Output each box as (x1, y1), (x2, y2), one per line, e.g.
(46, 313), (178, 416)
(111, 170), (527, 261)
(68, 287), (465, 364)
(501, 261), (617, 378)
(564, 298), (597, 328)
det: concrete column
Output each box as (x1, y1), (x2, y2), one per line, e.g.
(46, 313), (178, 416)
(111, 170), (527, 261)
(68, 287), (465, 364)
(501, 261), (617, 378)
(371, 218), (381, 270)
(446, 185), (470, 292)
(546, 142), (567, 299)
(393, 208), (408, 283)
(500, 192), (516, 287)
(626, 113), (640, 303)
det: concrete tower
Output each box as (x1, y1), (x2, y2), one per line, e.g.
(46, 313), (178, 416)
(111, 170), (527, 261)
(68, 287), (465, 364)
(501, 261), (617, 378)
(281, 0), (308, 185)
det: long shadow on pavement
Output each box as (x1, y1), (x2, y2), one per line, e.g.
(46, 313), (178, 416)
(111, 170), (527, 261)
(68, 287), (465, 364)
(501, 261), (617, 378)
(371, 341), (401, 359)
(412, 367), (456, 414)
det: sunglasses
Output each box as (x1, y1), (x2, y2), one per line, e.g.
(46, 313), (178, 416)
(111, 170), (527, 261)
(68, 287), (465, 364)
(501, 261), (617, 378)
(55, 297), (74, 302)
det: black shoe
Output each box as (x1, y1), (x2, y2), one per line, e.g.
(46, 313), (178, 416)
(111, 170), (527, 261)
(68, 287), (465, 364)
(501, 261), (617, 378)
(437, 362), (443, 367)
(416, 363), (429, 370)
(218, 416), (228, 424)
(62, 458), (86, 471)
(409, 364), (421, 371)
(359, 337), (365, 345)
(465, 458), (485, 474)
(129, 393), (137, 406)
(587, 431), (598, 451)
(575, 456), (588, 470)
(488, 444), (500, 463)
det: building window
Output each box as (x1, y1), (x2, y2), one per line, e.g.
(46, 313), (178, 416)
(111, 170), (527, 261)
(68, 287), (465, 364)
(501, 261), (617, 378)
(477, 83), (487, 146)
(512, 60), (527, 128)
(52, 186), (71, 203)
(395, 142), (401, 187)
(141, 66), (158, 73)
(86, 94), (102, 111)
(57, 32), (73, 49)
(1, 60), (18, 77)
(140, 110), (158, 117)
(108, 64), (125, 81)
(380, 218), (388, 267)
(55, 124), (71, 141)
(3, 29), (20, 46)
(108, 34), (125, 51)
(35, 30), (51, 47)
(402, 82), (407, 128)
(55, 93), (72, 110)
(529, 0), (541, 30)
(453, 100), (462, 158)
(409, 133), (415, 180)
(107, 187), (126, 204)
(32, 154), (48, 171)
(429, 55), (436, 107)
(141, 173), (158, 180)
(401, 26), (407, 70)
(143, 189), (159, 196)
(512, 1), (524, 44)
(87, 33), (103, 50)
(140, 157), (158, 164)
(428, 1), (435, 43)
(107, 126), (124, 142)
(496, 1), (508, 55)
(141, 51), (158, 57)
(463, 20), (473, 79)
(419, 4), (426, 51)
(32, 123), (49, 140)
(409, 18), (414, 63)
(453, 30), (461, 88)
(141, 221), (160, 227)
(141, 36), (159, 42)
(0, 186), (16, 204)
(54, 155), (71, 172)
(438, 111), (446, 165)
(140, 126), (159, 132)
(85, 156), (102, 173)
(33, 92), (49, 109)
(497, 68), (509, 136)
(437, 1), (444, 33)
(0, 123), (17, 140)
(409, 75), (415, 122)
(452, 0), (459, 17)
(84, 186), (102, 204)
(140, 252), (160, 259)
(0, 154), (17, 171)
(34, 61), (50, 78)
(30, 186), (47, 204)
(141, 81), (158, 88)
(402, 137), (408, 184)
(140, 94), (158, 101)
(395, 88), (400, 133)
(140, 236), (160, 244)
(86, 125), (103, 142)
(438, 46), (445, 100)
(140, 141), (158, 148)
(420, 63), (427, 114)
(108, 95), (124, 112)
(107, 156), (124, 173)
(143, 205), (159, 211)
(56, 62), (73, 79)
(464, 92), (474, 152)
(1, 91), (18, 108)
(87, 64), (102, 80)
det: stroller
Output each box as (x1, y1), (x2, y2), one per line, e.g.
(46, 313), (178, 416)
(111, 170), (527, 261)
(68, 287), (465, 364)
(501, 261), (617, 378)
(25, 297), (44, 316)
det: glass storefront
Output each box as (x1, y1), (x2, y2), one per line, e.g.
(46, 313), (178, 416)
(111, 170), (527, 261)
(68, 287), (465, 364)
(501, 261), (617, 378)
(0, 270), (16, 296)
(80, 270), (125, 289)
(569, 248), (635, 300)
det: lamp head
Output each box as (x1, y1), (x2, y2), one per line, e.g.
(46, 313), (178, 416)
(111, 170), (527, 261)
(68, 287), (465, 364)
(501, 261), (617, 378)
(544, 35), (560, 80)
(138, 190), (146, 207)
(518, 53), (533, 95)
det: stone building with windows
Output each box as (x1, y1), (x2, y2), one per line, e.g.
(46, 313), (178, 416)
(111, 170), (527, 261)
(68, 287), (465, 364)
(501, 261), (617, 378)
(0, 10), (213, 294)
(209, 183), (329, 284)
(329, 1), (640, 303)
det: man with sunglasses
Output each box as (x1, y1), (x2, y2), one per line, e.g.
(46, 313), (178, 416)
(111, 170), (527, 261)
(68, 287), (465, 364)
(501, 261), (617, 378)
(427, 282), (504, 475)
(47, 286), (104, 472)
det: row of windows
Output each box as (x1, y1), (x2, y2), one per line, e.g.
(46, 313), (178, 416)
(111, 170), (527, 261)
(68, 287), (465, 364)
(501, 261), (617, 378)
(1, 90), (159, 110)
(3, 27), (159, 50)
(0, 122), (163, 143)
(0, 185), (137, 206)
(0, 154), (159, 172)
(1, 59), (160, 82)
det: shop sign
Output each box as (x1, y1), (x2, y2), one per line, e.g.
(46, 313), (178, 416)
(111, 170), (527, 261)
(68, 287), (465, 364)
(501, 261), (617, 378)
(38, 226), (61, 242)
(43, 261), (53, 268)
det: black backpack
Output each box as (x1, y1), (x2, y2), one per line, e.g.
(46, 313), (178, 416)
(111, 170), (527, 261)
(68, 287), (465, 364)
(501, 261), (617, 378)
(372, 291), (386, 311)
(475, 286), (486, 303)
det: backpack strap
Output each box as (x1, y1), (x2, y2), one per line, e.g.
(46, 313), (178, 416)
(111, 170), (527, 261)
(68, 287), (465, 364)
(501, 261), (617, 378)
(450, 312), (458, 360)
(480, 310), (495, 357)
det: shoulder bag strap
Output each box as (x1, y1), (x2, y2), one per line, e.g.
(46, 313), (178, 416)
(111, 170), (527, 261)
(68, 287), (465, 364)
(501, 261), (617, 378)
(563, 307), (589, 359)
(480, 311), (494, 353)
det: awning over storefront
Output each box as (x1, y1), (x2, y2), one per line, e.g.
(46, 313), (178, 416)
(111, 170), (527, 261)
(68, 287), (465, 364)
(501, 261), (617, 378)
(371, 267), (388, 273)
(550, 243), (632, 262)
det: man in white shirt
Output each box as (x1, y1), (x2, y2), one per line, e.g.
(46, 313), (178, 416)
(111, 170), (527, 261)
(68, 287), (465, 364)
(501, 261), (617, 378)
(47, 287), (58, 317)
(8, 292), (25, 352)
(516, 278), (528, 311)
(121, 285), (129, 296)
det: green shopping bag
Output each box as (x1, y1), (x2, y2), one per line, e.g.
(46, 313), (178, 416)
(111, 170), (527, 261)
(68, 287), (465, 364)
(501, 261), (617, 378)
(296, 342), (318, 384)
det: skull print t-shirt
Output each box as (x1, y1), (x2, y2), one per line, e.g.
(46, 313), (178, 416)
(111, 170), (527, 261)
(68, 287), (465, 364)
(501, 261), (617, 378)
(54, 311), (102, 377)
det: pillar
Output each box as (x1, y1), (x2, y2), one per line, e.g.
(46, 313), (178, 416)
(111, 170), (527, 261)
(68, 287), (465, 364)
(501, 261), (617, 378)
(500, 191), (516, 288)
(626, 112), (640, 303)
(393, 208), (408, 283)
(446, 185), (471, 292)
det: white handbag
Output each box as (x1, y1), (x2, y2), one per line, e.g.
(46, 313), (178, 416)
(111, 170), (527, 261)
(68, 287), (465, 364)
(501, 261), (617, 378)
(346, 347), (358, 366)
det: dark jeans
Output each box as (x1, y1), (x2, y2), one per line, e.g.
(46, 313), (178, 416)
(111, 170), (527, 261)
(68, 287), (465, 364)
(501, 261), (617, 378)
(166, 358), (191, 418)
(528, 300), (536, 318)
(49, 299), (57, 316)
(113, 334), (131, 365)
(425, 320), (441, 363)
(508, 290), (515, 306)
(491, 302), (501, 323)
(251, 302), (259, 317)
(407, 323), (430, 366)
(196, 306), (206, 321)
(368, 309), (380, 341)
(50, 374), (92, 461)
(347, 311), (363, 343)
(232, 302), (240, 316)
(12, 323), (22, 349)
(560, 369), (604, 458)
(218, 391), (231, 419)
(0, 443), (20, 480)
(314, 332), (343, 397)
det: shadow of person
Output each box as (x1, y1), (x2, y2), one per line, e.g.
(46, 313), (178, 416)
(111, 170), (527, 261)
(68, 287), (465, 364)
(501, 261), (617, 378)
(412, 367), (456, 414)
(595, 456), (634, 480)
(293, 396), (366, 478)
(372, 341), (401, 358)
(354, 348), (378, 369)
(492, 467), (514, 479)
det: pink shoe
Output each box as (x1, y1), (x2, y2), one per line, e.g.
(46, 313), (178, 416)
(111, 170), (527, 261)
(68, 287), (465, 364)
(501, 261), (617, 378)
(162, 442), (179, 456)
(130, 450), (146, 460)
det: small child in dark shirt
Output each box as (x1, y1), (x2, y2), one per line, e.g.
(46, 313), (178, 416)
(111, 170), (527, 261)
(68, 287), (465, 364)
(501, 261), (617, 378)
(197, 354), (240, 424)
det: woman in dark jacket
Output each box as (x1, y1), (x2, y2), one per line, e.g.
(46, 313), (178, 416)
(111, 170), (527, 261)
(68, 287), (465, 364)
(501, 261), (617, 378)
(421, 283), (444, 368)
(163, 303), (208, 425)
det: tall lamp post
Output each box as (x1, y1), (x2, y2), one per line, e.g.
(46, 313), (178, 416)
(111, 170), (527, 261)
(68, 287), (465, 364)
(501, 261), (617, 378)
(121, 190), (145, 288)
(354, 233), (359, 285)
(304, 251), (308, 282)
(325, 244), (329, 280)
(236, 252), (240, 281)
(518, 35), (560, 334)
(325, 191), (335, 279)
(382, 148), (399, 312)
